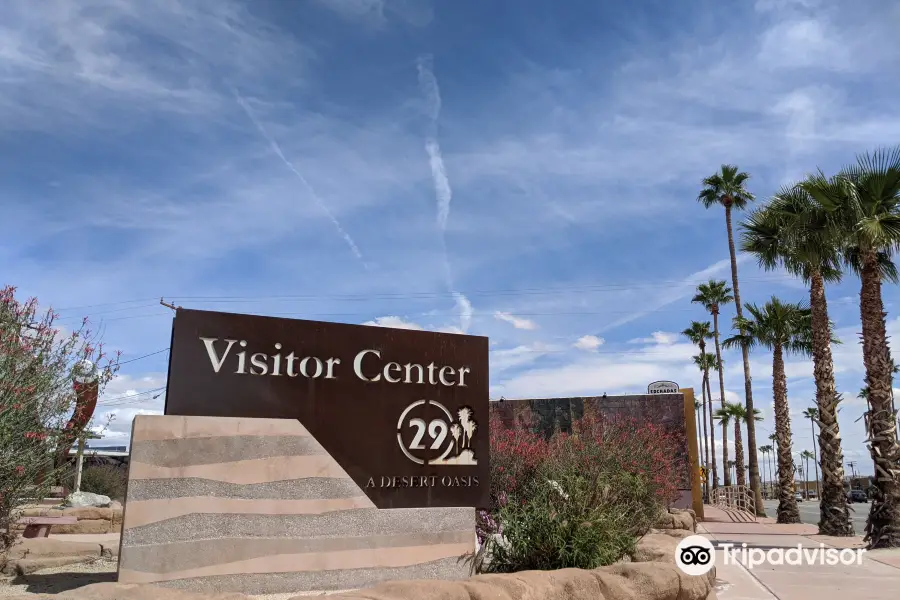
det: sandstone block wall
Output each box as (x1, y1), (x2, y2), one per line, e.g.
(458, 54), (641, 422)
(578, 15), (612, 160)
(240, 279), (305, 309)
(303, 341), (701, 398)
(117, 415), (474, 595)
(13, 504), (124, 535)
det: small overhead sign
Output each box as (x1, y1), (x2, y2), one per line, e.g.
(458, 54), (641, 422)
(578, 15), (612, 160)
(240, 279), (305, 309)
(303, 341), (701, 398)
(648, 380), (680, 394)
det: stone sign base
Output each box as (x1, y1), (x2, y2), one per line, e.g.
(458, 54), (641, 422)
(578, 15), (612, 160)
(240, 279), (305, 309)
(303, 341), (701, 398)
(117, 415), (474, 595)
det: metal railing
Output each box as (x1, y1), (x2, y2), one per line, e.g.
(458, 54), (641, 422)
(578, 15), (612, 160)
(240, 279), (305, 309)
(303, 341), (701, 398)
(711, 485), (757, 521)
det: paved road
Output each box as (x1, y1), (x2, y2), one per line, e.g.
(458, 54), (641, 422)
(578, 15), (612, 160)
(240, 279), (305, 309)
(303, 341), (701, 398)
(761, 498), (869, 532)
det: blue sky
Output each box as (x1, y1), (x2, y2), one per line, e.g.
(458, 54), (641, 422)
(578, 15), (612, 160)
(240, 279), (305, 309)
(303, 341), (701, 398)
(3, 0), (900, 477)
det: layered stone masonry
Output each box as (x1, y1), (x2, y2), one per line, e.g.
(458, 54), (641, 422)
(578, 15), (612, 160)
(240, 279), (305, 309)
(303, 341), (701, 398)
(13, 503), (124, 535)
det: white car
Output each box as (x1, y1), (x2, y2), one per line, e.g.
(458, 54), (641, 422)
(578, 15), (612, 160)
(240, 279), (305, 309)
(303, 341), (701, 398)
(794, 492), (803, 502)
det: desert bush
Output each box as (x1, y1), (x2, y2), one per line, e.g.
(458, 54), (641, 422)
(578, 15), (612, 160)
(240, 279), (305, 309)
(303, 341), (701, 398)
(0, 286), (117, 552)
(71, 464), (128, 501)
(480, 406), (684, 572)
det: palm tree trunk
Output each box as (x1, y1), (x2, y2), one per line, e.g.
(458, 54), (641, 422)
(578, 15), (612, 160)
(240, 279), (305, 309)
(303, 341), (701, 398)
(810, 419), (820, 500)
(725, 203), (763, 514)
(734, 419), (746, 486)
(712, 310), (730, 486)
(772, 342), (801, 523)
(808, 270), (853, 536)
(859, 251), (900, 548)
(706, 370), (719, 490)
(700, 374), (710, 493)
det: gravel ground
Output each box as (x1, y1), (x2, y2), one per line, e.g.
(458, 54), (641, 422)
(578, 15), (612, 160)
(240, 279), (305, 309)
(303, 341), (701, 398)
(0, 558), (118, 597)
(1, 560), (350, 599)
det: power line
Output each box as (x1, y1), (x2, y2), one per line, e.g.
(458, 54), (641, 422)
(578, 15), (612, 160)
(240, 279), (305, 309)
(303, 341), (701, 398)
(54, 296), (859, 325)
(98, 386), (166, 406)
(117, 348), (169, 365)
(53, 274), (796, 312)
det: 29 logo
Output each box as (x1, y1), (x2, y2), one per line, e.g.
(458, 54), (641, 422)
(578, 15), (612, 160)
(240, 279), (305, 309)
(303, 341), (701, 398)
(396, 400), (479, 466)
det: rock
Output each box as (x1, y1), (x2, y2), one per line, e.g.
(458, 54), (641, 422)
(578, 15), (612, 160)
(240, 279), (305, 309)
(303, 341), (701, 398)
(62, 507), (113, 520)
(653, 508), (695, 532)
(100, 543), (119, 559)
(601, 562), (683, 600)
(648, 527), (693, 540)
(65, 491), (111, 507)
(63, 583), (252, 600)
(5, 538), (103, 560)
(51, 518), (112, 535)
(633, 533), (679, 563)
(8, 555), (94, 576)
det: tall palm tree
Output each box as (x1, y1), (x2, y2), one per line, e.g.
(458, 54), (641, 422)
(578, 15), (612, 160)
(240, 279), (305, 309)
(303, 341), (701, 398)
(802, 407), (822, 502)
(760, 445), (774, 498)
(692, 279), (734, 483)
(692, 356), (712, 490)
(735, 404), (763, 487)
(695, 398), (706, 472)
(724, 297), (814, 523)
(768, 433), (779, 497)
(695, 352), (720, 489)
(801, 148), (900, 548)
(684, 321), (719, 488)
(801, 450), (816, 499)
(698, 165), (763, 514)
(714, 404), (740, 485)
(740, 182), (853, 536)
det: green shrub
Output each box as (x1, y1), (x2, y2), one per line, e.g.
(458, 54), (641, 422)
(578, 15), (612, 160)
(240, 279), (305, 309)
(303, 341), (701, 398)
(78, 464), (127, 501)
(479, 408), (684, 573)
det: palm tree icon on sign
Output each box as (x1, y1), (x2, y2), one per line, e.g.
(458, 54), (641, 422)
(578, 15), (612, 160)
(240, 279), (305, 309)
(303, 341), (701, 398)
(396, 401), (478, 465)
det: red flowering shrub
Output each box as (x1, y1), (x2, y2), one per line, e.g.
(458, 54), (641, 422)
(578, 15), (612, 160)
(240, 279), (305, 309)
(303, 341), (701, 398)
(480, 404), (685, 572)
(488, 410), (549, 511)
(0, 286), (118, 552)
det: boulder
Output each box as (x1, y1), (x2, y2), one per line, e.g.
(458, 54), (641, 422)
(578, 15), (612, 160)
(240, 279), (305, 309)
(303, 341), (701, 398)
(633, 533), (680, 563)
(648, 527), (693, 540)
(653, 508), (695, 532)
(61, 507), (113, 521)
(65, 491), (111, 508)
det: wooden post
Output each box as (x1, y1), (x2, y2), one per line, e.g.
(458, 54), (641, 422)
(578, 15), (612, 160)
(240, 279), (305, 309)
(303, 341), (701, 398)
(681, 387), (705, 520)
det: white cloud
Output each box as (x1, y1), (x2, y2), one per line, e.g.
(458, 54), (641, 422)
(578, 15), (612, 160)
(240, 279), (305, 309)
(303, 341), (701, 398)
(491, 343), (555, 373)
(454, 292), (473, 334)
(494, 311), (537, 330)
(361, 316), (425, 330)
(573, 335), (604, 351)
(629, 331), (680, 345)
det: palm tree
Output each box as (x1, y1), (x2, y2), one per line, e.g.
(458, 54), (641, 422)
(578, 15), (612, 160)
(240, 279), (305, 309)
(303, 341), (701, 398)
(740, 182), (853, 535)
(801, 450), (816, 499)
(724, 297), (814, 524)
(695, 398), (706, 471)
(684, 321), (720, 487)
(698, 165), (763, 514)
(802, 407), (822, 502)
(692, 279), (734, 483)
(768, 433), (779, 497)
(714, 405), (738, 485)
(734, 404), (763, 487)
(760, 445), (774, 498)
(801, 149), (900, 548)
(695, 352), (720, 489)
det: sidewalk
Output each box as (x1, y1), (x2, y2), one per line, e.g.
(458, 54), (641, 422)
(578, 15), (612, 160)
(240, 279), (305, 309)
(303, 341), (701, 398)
(700, 505), (900, 600)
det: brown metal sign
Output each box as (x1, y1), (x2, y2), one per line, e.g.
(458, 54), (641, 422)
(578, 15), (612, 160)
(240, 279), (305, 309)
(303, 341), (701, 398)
(164, 308), (490, 509)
